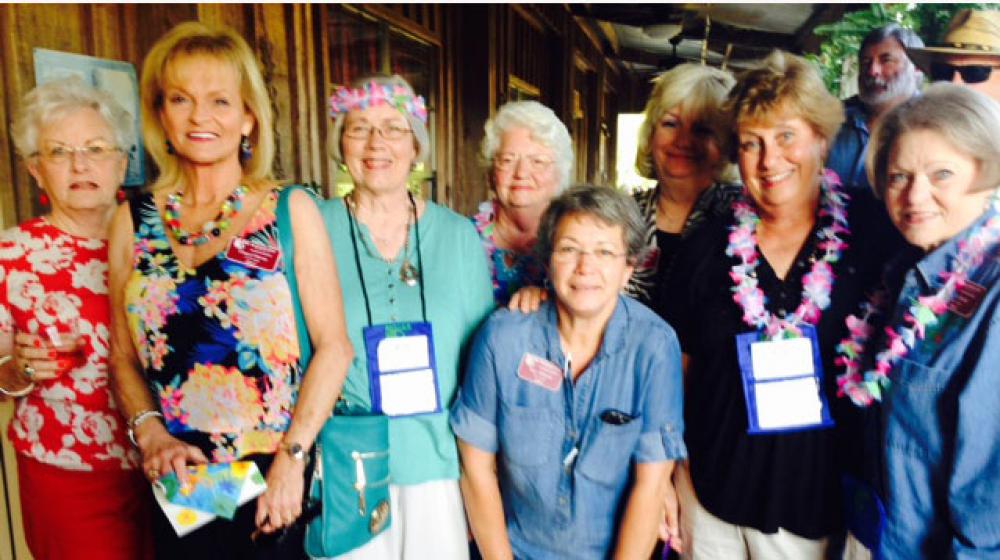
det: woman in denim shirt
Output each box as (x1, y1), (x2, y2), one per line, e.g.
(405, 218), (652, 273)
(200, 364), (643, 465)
(452, 185), (687, 559)
(844, 83), (1000, 557)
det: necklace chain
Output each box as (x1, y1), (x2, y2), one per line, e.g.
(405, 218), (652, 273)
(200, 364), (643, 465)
(165, 185), (247, 247)
(726, 171), (850, 339)
(347, 193), (420, 286)
(836, 189), (1000, 406)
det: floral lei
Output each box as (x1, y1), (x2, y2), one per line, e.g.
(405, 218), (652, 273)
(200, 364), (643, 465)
(836, 189), (1000, 407)
(328, 81), (428, 124)
(726, 170), (850, 339)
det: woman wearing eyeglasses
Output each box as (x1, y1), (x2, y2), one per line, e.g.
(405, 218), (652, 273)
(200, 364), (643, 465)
(319, 74), (494, 558)
(0, 78), (152, 559)
(474, 101), (574, 307)
(453, 185), (686, 559)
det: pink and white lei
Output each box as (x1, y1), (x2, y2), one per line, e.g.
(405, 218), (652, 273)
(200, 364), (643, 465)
(328, 80), (428, 123)
(726, 170), (850, 339)
(836, 189), (1000, 406)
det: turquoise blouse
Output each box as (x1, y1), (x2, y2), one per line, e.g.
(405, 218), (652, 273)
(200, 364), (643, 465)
(321, 198), (494, 485)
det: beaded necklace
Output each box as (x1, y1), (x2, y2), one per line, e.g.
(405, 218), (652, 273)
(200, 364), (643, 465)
(726, 172), (850, 339)
(164, 185), (247, 247)
(836, 189), (1000, 406)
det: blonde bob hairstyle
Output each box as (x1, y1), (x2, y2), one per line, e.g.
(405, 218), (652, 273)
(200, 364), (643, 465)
(635, 63), (736, 181)
(327, 74), (430, 166)
(867, 82), (1000, 199)
(723, 50), (844, 160)
(140, 21), (274, 191)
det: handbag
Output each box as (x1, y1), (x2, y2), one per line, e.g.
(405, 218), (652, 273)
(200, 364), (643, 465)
(276, 186), (392, 557)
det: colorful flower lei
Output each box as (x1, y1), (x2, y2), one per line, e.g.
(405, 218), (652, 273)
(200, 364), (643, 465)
(836, 189), (1000, 406)
(328, 81), (428, 124)
(726, 171), (850, 339)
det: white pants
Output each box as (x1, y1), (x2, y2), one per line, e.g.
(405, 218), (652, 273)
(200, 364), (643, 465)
(676, 462), (828, 560)
(319, 479), (469, 560)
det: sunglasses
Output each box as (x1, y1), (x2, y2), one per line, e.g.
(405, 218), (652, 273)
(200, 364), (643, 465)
(930, 62), (1000, 84)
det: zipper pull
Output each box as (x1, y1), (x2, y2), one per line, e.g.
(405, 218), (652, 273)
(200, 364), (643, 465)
(352, 451), (367, 517)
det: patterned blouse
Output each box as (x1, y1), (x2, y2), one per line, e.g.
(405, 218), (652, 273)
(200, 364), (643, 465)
(472, 200), (546, 306)
(626, 182), (742, 305)
(124, 190), (301, 463)
(0, 218), (138, 471)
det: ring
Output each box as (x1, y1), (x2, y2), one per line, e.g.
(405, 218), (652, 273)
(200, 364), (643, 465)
(148, 468), (159, 480)
(22, 364), (35, 381)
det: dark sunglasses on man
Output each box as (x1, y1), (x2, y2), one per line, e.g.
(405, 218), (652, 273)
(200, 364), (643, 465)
(930, 61), (1000, 84)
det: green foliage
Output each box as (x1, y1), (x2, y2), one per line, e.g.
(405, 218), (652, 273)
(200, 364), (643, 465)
(808, 3), (999, 97)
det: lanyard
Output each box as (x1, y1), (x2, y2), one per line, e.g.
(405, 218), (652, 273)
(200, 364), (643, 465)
(345, 192), (427, 326)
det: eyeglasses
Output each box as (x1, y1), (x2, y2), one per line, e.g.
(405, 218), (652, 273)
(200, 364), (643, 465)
(32, 144), (122, 164)
(343, 123), (413, 141)
(494, 153), (555, 173)
(929, 62), (1000, 84)
(552, 245), (626, 264)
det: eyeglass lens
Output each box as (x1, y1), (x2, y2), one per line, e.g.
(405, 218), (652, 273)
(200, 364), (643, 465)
(929, 62), (996, 84)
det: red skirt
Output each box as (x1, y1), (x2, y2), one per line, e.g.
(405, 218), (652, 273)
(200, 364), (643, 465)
(16, 454), (153, 560)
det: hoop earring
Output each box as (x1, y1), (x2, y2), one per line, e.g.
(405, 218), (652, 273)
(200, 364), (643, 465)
(165, 140), (175, 155)
(240, 135), (252, 162)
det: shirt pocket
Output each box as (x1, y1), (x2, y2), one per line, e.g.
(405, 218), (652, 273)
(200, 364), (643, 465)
(576, 416), (643, 487)
(886, 357), (950, 457)
(498, 405), (561, 467)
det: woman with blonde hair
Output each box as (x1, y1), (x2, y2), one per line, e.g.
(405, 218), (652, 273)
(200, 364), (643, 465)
(660, 51), (893, 558)
(628, 63), (740, 306)
(108, 22), (354, 557)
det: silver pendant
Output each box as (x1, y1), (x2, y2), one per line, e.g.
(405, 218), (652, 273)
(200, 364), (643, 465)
(400, 261), (419, 287)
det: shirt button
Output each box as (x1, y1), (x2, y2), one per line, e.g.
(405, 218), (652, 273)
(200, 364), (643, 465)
(558, 497), (567, 506)
(389, 298), (395, 304)
(567, 432), (576, 440)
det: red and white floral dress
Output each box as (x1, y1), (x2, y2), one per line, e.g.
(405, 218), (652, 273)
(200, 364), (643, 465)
(0, 217), (138, 472)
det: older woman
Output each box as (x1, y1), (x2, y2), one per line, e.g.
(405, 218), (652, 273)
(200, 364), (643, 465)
(474, 100), (573, 306)
(1, 78), (152, 558)
(837, 83), (1000, 557)
(108, 22), (353, 557)
(628, 63), (740, 306)
(660, 51), (893, 557)
(452, 185), (686, 558)
(320, 74), (494, 558)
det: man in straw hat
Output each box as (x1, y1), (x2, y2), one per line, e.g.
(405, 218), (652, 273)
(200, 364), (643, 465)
(908, 9), (1000, 102)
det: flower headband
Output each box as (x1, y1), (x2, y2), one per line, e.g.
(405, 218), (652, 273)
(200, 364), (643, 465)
(328, 81), (428, 124)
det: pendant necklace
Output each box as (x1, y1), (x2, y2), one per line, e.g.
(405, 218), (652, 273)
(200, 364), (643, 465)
(349, 192), (421, 286)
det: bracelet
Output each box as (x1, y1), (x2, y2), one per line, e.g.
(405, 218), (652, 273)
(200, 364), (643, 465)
(0, 356), (33, 397)
(0, 381), (34, 398)
(126, 409), (164, 447)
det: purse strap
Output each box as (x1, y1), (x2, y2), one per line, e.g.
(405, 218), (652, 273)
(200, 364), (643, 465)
(276, 185), (317, 369)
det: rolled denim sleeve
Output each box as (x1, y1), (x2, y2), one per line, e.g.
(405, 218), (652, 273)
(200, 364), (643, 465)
(450, 318), (500, 453)
(634, 324), (687, 463)
(949, 316), (1000, 556)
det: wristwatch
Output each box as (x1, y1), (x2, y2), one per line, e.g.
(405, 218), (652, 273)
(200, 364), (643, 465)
(282, 441), (307, 462)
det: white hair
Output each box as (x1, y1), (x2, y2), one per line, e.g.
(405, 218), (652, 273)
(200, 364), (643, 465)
(480, 100), (574, 192)
(11, 76), (135, 158)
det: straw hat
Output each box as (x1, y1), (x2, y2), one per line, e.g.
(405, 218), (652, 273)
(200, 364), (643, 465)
(907, 10), (1000, 69)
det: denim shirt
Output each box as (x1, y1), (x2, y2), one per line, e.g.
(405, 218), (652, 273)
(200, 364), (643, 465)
(880, 211), (1000, 558)
(451, 296), (686, 559)
(827, 96), (871, 194)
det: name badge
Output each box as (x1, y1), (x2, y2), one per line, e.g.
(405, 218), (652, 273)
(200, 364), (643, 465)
(516, 353), (563, 391)
(735, 325), (834, 434)
(948, 280), (986, 319)
(363, 321), (441, 417)
(225, 237), (281, 272)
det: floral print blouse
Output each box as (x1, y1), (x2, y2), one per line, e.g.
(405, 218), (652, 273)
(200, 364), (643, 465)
(0, 218), (138, 471)
(472, 200), (546, 306)
(125, 190), (301, 463)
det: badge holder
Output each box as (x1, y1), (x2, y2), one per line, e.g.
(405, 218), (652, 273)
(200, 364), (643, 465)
(736, 324), (834, 435)
(363, 321), (442, 417)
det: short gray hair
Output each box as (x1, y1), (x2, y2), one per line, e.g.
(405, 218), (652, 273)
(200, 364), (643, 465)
(328, 74), (430, 165)
(481, 101), (574, 193)
(859, 23), (925, 56)
(11, 76), (135, 158)
(536, 185), (646, 266)
(868, 82), (1000, 198)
